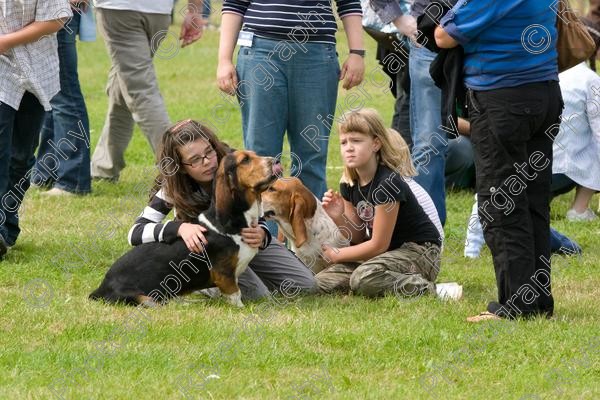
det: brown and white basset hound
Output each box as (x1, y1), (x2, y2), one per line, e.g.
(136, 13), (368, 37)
(262, 177), (349, 273)
(89, 150), (280, 307)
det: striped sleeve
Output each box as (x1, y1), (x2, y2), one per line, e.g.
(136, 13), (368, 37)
(335, 0), (363, 18)
(222, 0), (251, 16)
(127, 189), (183, 246)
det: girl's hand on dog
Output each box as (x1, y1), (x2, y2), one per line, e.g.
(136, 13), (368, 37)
(321, 244), (339, 264)
(178, 223), (208, 253)
(241, 221), (266, 248)
(322, 189), (344, 220)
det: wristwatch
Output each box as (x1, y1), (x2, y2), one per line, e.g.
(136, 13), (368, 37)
(349, 49), (366, 57)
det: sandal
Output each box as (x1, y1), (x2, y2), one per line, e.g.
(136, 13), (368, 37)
(466, 311), (503, 323)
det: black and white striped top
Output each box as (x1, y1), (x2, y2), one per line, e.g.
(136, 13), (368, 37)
(222, 0), (363, 45)
(127, 188), (272, 249)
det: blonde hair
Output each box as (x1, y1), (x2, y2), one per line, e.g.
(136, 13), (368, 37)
(338, 108), (416, 185)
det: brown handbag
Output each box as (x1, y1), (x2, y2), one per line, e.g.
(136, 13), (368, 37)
(556, 0), (597, 72)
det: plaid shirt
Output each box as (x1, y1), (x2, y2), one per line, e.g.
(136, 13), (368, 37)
(0, 0), (72, 111)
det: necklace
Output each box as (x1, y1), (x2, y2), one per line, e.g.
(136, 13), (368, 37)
(357, 178), (375, 223)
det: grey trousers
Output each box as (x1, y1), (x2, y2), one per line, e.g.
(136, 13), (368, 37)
(315, 242), (441, 298)
(91, 8), (172, 180)
(239, 239), (317, 301)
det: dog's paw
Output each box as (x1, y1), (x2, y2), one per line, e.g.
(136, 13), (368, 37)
(223, 291), (244, 308)
(136, 295), (159, 308)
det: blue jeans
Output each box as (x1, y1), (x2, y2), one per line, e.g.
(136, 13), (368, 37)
(35, 12), (91, 194)
(236, 36), (340, 200)
(445, 136), (475, 190)
(202, 0), (211, 19)
(409, 43), (447, 225)
(550, 228), (582, 255)
(0, 93), (46, 245)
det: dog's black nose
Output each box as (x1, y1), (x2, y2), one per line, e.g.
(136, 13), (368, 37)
(272, 159), (283, 176)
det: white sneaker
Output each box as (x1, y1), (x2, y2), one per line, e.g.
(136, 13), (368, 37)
(566, 208), (598, 222)
(436, 282), (463, 301)
(41, 187), (74, 197)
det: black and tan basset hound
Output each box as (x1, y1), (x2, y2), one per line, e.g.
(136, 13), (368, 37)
(89, 151), (280, 307)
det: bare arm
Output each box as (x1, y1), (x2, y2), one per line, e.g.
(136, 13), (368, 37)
(0, 19), (67, 54)
(458, 117), (471, 136)
(217, 13), (244, 95)
(434, 25), (459, 49)
(340, 15), (365, 90)
(180, 0), (205, 47)
(324, 203), (400, 263)
(331, 199), (369, 245)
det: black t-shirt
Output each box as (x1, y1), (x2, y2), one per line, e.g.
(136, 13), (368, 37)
(340, 165), (441, 250)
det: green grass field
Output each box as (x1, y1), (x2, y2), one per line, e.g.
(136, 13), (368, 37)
(1, 7), (599, 399)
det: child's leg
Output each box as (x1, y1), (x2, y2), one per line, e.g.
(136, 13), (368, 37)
(91, 65), (135, 180)
(571, 186), (597, 213)
(4, 93), (46, 245)
(237, 267), (271, 301)
(315, 263), (360, 294)
(349, 242), (440, 298)
(246, 239), (317, 295)
(0, 103), (17, 246)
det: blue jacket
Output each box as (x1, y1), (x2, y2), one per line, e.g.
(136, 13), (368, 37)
(441, 0), (559, 90)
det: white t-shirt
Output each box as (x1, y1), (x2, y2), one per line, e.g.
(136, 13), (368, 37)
(94, 0), (174, 15)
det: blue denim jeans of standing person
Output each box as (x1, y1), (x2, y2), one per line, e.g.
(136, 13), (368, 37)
(409, 42), (447, 225)
(202, 0), (211, 19)
(0, 93), (46, 246)
(34, 12), (91, 194)
(236, 36), (340, 200)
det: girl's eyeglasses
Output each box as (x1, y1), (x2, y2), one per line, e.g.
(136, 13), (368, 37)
(181, 147), (216, 168)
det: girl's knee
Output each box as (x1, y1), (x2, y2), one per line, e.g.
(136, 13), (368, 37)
(349, 265), (386, 297)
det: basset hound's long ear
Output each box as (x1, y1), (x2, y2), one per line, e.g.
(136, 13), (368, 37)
(214, 154), (236, 219)
(289, 190), (317, 248)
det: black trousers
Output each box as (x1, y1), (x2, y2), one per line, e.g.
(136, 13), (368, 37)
(0, 92), (45, 246)
(469, 81), (563, 318)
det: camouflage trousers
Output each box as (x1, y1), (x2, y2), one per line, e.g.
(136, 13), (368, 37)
(315, 242), (441, 298)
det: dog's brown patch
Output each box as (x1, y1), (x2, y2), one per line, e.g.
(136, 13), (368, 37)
(210, 254), (240, 295)
(262, 178), (317, 247)
(135, 295), (158, 308)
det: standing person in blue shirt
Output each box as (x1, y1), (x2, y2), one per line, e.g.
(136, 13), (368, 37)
(436, 0), (562, 321)
(217, 1), (365, 202)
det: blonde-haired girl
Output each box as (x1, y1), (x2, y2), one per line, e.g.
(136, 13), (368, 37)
(316, 108), (454, 299)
